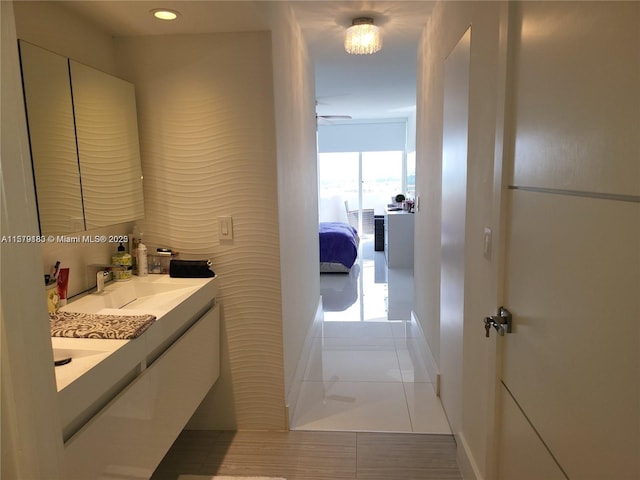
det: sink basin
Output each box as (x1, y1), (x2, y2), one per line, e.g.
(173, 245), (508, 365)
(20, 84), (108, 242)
(50, 340), (121, 392)
(52, 274), (217, 395)
(59, 275), (207, 316)
(53, 347), (110, 361)
(121, 287), (198, 311)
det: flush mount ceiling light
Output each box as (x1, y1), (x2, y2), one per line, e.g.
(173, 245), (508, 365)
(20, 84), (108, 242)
(344, 17), (382, 55)
(150, 8), (180, 21)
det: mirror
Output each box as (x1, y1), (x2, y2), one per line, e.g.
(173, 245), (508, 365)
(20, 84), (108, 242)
(19, 41), (144, 235)
(70, 60), (144, 229)
(19, 41), (85, 234)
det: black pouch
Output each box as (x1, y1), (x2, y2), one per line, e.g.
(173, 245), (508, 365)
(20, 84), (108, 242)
(169, 259), (215, 278)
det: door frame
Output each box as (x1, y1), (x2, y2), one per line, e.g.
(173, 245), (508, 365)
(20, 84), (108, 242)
(484, 2), (513, 478)
(439, 25), (472, 440)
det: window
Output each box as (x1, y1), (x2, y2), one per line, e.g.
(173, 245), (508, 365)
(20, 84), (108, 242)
(318, 150), (408, 232)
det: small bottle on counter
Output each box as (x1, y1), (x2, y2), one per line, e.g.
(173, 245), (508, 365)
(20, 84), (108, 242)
(129, 225), (140, 273)
(112, 242), (132, 281)
(137, 241), (148, 276)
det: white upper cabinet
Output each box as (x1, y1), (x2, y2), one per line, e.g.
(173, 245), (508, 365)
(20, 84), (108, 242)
(19, 40), (84, 234)
(18, 40), (144, 235)
(70, 60), (144, 230)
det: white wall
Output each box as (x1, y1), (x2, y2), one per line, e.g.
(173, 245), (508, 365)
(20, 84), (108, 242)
(13, 0), (118, 75)
(266, 2), (320, 418)
(1, 2), (63, 478)
(415, 1), (505, 477)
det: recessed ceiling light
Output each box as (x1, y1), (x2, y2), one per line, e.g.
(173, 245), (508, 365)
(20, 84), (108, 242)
(151, 9), (180, 21)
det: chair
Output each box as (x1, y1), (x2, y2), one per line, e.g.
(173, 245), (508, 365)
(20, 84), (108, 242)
(344, 201), (374, 235)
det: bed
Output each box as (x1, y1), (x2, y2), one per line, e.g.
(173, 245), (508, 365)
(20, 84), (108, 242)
(319, 222), (359, 273)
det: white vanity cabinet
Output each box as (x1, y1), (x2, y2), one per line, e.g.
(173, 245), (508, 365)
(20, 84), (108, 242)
(384, 210), (415, 268)
(57, 277), (220, 479)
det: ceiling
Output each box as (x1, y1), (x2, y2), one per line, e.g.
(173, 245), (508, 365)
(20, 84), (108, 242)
(60, 1), (434, 122)
(290, 1), (433, 121)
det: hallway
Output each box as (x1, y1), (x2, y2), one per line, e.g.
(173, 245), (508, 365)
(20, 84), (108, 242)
(150, 237), (459, 480)
(291, 238), (451, 433)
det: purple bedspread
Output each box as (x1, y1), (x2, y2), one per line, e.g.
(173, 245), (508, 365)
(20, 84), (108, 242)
(319, 222), (359, 269)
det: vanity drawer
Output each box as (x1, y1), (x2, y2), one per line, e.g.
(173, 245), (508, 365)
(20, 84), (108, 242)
(62, 304), (219, 479)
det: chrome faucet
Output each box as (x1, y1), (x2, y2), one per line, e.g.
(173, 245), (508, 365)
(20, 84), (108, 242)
(90, 264), (127, 293)
(96, 270), (109, 293)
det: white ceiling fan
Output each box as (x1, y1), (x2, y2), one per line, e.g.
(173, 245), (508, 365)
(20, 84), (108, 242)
(316, 100), (351, 125)
(316, 113), (352, 125)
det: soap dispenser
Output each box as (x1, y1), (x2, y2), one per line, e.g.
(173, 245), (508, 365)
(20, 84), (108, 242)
(111, 242), (132, 281)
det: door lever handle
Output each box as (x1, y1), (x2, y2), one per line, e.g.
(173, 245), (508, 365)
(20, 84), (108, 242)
(483, 307), (512, 338)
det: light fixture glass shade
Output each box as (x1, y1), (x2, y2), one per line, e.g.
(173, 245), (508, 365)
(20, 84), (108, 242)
(151, 9), (179, 20)
(344, 18), (382, 55)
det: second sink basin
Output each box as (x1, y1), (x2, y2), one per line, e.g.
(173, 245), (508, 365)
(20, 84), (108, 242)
(53, 347), (110, 361)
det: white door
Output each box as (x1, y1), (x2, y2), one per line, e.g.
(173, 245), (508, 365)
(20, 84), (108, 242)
(440, 27), (471, 438)
(494, 3), (639, 479)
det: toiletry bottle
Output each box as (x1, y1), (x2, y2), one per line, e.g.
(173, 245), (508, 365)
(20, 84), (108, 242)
(129, 225), (140, 273)
(111, 242), (132, 281)
(137, 241), (148, 276)
(56, 268), (69, 307)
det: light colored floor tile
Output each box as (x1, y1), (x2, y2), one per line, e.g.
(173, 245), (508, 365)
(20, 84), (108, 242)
(321, 321), (393, 338)
(395, 343), (432, 383)
(292, 381), (413, 432)
(320, 335), (396, 347)
(292, 237), (451, 436)
(303, 341), (402, 382)
(404, 383), (452, 434)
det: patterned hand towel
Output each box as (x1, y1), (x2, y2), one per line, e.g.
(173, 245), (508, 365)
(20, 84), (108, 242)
(50, 311), (156, 339)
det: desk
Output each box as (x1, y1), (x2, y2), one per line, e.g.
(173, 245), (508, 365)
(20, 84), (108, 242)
(384, 210), (414, 268)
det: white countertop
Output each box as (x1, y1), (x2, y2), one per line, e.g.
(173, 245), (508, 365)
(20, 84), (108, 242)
(52, 274), (218, 392)
(52, 274), (219, 440)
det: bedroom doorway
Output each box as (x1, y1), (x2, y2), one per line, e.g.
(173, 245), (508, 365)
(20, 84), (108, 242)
(297, 147), (447, 433)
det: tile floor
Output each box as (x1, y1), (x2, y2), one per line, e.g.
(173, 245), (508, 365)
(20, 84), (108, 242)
(151, 430), (462, 480)
(151, 237), (458, 480)
(290, 238), (451, 434)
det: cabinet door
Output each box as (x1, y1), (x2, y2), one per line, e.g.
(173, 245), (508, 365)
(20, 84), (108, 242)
(19, 41), (84, 234)
(70, 61), (144, 229)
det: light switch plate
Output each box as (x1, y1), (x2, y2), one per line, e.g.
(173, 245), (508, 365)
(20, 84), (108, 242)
(483, 227), (492, 260)
(218, 216), (233, 240)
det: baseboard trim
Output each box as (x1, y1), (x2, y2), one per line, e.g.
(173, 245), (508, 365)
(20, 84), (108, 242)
(457, 432), (483, 480)
(410, 310), (441, 396)
(285, 297), (323, 428)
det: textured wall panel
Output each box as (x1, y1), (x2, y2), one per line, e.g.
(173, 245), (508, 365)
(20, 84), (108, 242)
(116, 32), (285, 429)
